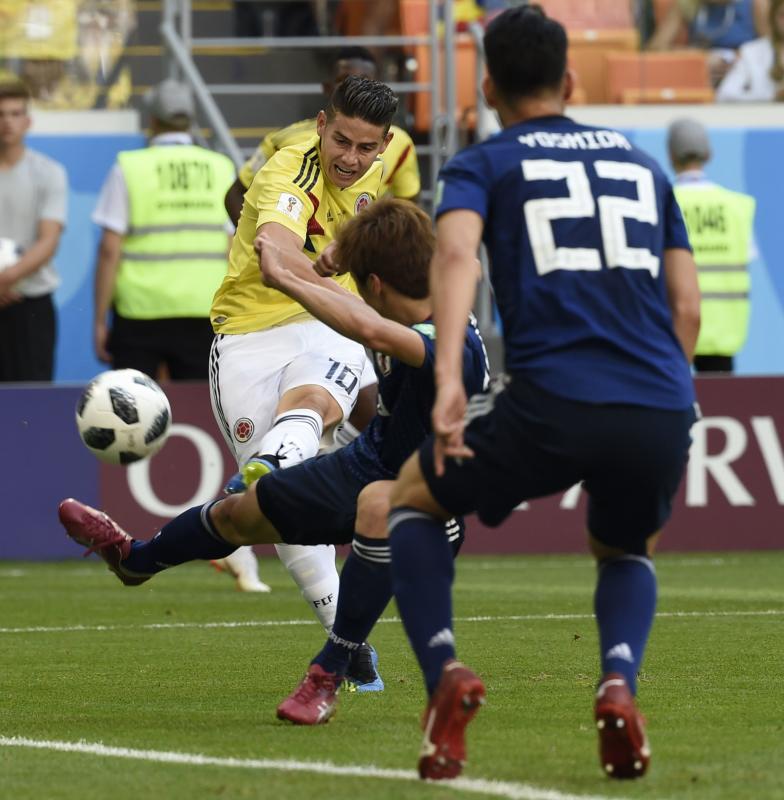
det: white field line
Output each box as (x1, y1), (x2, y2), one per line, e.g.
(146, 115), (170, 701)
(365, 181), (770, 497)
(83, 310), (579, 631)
(0, 735), (633, 800)
(0, 608), (782, 636)
(0, 556), (744, 579)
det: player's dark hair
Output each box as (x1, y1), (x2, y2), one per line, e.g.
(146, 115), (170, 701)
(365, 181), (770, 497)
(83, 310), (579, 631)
(333, 46), (377, 69)
(483, 5), (567, 100)
(336, 198), (432, 300)
(326, 75), (398, 133)
(0, 78), (31, 103)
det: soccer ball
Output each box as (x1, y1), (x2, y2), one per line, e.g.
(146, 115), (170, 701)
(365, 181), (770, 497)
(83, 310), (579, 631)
(75, 369), (172, 465)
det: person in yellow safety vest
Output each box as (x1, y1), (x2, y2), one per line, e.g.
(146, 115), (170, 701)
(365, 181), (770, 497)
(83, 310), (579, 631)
(92, 79), (236, 381)
(668, 117), (756, 373)
(223, 46), (420, 226)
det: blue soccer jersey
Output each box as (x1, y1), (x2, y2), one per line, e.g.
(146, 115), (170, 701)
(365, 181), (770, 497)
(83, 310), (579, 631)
(436, 115), (695, 410)
(349, 317), (490, 478)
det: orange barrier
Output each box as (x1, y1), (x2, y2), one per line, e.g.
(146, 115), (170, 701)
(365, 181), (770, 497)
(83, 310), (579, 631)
(410, 35), (478, 132)
(568, 29), (639, 104)
(605, 51), (712, 104)
(537, 0), (634, 30)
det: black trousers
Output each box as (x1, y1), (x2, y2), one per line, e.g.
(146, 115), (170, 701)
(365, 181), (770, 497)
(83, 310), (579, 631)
(693, 354), (734, 373)
(109, 314), (215, 381)
(0, 293), (56, 382)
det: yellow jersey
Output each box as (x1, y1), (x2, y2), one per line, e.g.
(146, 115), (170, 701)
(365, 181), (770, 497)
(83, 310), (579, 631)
(238, 119), (420, 200)
(211, 134), (383, 334)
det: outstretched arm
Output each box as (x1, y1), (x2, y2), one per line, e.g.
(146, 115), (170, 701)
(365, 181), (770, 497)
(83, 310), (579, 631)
(93, 228), (122, 363)
(663, 247), (701, 362)
(260, 233), (426, 366)
(255, 222), (343, 289)
(430, 209), (484, 475)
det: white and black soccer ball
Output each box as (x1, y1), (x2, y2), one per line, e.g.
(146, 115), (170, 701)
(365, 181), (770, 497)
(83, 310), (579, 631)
(75, 369), (172, 465)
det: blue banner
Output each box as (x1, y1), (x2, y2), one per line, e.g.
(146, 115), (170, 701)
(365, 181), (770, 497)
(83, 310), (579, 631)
(29, 126), (784, 380)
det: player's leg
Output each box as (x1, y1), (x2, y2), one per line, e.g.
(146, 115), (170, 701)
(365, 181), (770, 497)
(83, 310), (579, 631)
(57, 488), (281, 584)
(389, 377), (586, 780)
(58, 413), (365, 586)
(324, 355), (377, 452)
(585, 402), (696, 779)
(268, 379), (343, 631)
(269, 321), (366, 629)
(276, 479), (393, 724)
(388, 455), (457, 684)
(208, 329), (289, 592)
(389, 454), (487, 780)
(310, 481), (394, 681)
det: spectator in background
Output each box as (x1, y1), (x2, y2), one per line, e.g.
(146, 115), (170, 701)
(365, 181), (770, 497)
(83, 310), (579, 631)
(649, 0), (770, 86)
(716, 0), (784, 98)
(232, 1), (318, 37)
(668, 118), (755, 372)
(0, 78), (67, 382)
(92, 79), (235, 381)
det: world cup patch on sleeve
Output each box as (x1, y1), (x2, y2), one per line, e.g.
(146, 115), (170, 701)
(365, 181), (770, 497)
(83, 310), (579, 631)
(277, 193), (304, 221)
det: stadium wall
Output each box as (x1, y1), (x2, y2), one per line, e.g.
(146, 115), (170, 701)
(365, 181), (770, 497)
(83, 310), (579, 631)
(3, 377), (783, 560)
(24, 106), (784, 381)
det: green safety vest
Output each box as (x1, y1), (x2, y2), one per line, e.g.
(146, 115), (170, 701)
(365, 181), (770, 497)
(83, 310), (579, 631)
(674, 183), (755, 357)
(115, 144), (235, 319)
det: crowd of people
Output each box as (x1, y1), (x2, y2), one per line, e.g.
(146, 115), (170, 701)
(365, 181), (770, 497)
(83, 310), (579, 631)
(0, 0), (135, 108)
(0, 0), (773, 786)
(4, 2), (784, 107)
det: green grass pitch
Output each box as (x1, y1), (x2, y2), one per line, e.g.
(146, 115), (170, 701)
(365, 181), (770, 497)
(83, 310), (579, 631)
(1, 552), (783, 800)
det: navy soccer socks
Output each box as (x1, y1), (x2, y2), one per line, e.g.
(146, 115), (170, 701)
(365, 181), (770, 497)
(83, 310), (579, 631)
(594, 554), (657, 695)
(313, 533), (392, 675)
(389, 507), (456, 696)
(122, 502), (236, 575)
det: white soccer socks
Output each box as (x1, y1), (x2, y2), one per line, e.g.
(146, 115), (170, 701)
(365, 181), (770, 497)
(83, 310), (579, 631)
(261, 407), (339, 629)
(275, 543), (340, 631)
(258, 408), (323, 467)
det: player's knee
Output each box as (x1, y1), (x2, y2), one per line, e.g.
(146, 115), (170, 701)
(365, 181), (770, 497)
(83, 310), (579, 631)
(220, 490), (272, 546)
(389, 452), (440, 515)
(356, 481), (393, 539)
(278, 385), (337, 425)
(588, 531), (653, 562)
(389, 454), (418, 507)
(209, 496), (245, 545)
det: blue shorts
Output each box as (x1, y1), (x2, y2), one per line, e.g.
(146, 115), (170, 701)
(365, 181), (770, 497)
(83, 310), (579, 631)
(257, 443), (464, 549)
(418, 375), (697, 553)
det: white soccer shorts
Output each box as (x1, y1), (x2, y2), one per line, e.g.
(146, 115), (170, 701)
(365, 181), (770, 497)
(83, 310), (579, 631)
(359, 351), (377, 390)
(209, 319), (366, 465)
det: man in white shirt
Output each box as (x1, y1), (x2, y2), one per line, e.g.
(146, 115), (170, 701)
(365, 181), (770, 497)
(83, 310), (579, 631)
(0, 78), (68, 382)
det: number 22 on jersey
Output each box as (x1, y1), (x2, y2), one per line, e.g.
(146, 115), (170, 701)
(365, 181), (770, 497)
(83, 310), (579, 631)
(522, 159), (660, 278)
